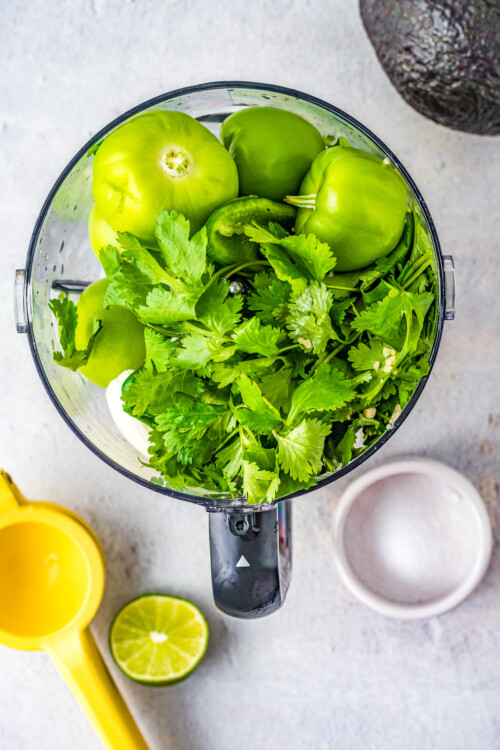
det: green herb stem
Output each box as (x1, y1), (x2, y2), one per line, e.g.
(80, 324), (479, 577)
(402, 255), (433, 290)
(322, 332), (362, 366)
(222, 260), (270, 278)
(324, 283), (358, 292)
(215, 428), (240, 452)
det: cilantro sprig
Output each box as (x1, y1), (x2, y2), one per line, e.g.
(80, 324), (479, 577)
(49, 294), (102, 371)
(50, 207), (438, 503)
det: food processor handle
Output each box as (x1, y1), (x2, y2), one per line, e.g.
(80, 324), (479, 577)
(443, 255), (456, 321)
(208, 501), (292, 618)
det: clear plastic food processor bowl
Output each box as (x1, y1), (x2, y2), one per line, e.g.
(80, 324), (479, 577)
(15, 83), (456, 618)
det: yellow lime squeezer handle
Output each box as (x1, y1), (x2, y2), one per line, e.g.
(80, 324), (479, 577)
(46, 628), (149, 750)
(0, 471), (149, 750)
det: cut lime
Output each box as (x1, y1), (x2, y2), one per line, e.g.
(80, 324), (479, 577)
(109, 594), (209, 685)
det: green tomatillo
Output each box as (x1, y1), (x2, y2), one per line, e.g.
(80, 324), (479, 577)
(286, 144), (408, 272)
(220, 107), (325, 202)
(88, 204), (121, 258)
(92, 111), (239, 243)
(88, 203), (158, 257)
(75, 279), (145, 388)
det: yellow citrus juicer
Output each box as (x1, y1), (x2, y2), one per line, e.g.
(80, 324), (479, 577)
(0, 470), (149, 750)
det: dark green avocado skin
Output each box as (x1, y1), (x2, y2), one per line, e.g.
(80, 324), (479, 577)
(360, 0), (500, 135)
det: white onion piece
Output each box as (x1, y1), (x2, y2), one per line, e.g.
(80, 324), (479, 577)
(106, 370), (151, 458)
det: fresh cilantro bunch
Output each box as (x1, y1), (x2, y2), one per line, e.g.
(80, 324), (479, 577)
(50, 208), (438, 504)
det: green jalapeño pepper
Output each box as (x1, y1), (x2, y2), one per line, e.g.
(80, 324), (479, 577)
(220, 107), (325, 202)
(206, 196), (296, 266)
(92, 111), (239, 243)
(286, 144), (408, 272)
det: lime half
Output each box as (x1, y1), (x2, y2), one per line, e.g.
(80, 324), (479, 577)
(109, 594), (209, 685)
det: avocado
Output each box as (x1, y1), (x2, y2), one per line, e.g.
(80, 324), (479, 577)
(360, 0), (500, 135)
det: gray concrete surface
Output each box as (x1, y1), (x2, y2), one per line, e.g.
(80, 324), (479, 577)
(1, 1), (500, 749)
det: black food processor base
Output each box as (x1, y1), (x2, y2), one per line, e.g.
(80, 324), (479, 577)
(209, 502), (292, 618)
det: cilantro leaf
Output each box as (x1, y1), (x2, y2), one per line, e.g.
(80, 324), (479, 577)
(286, 283), (337, 353)
(215, 439), (243, 479)
(245, 224), (336, 281)
(326, 356), (354, 379)
(99, 244), (122, 279)
(244, 223), (284, 246)
(235, 375), (282, 433)
(196, 278), (242, 335)
(330, 298), (352, 327)
(325, 269), (367, 299)
(100, 212), (212, 325)
(211, 357), (276, 388)
(144, 328), (177, 372)
(155, 403), (226, 435)
(276, 233), (336, 282)
(245, 225), (307, 293)
(248, 279), (291, 325)
(352, 290), (434, 354)
(232, 317), (284, 357)
(394, 356), (431, 407)
(261, 244), (308, 294)
(157, 429), (204, 466)
(242, 461), (280, 504)
(361, 279), (396, 307)
(122, 368), (203, 417)
(120, 245), (173, 286)
(155, 210), (206, 286)
(242, 443), (276, 471)
(275, 472), (317, 498)
(352, 292), (403, 344)
(259, 366), (294, 413)
(99, 246), (149, 310)
(288, 364), (355, 421)
(49, 294), (102, 371)
(266, 221), (289, 240)
(348, 340), (387, 372)
(252, 271), (275, 290)
(136, 287), (199, 325)
(114, 231), (144, 252)
(147, 438), (198, 488)
(173, 334), (227, 369)
(274, 419), (331, 481)
(337, 427), (357, 466)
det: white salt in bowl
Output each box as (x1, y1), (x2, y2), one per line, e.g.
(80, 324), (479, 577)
(333, 458), (492, 619)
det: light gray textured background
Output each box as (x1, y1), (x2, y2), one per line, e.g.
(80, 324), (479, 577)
(1, 1), (500, 749)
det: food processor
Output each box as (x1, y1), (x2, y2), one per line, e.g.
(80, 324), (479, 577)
(14, 82), (456, 618)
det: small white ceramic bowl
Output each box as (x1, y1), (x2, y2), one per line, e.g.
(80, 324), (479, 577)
(333, 458), (492, 619)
